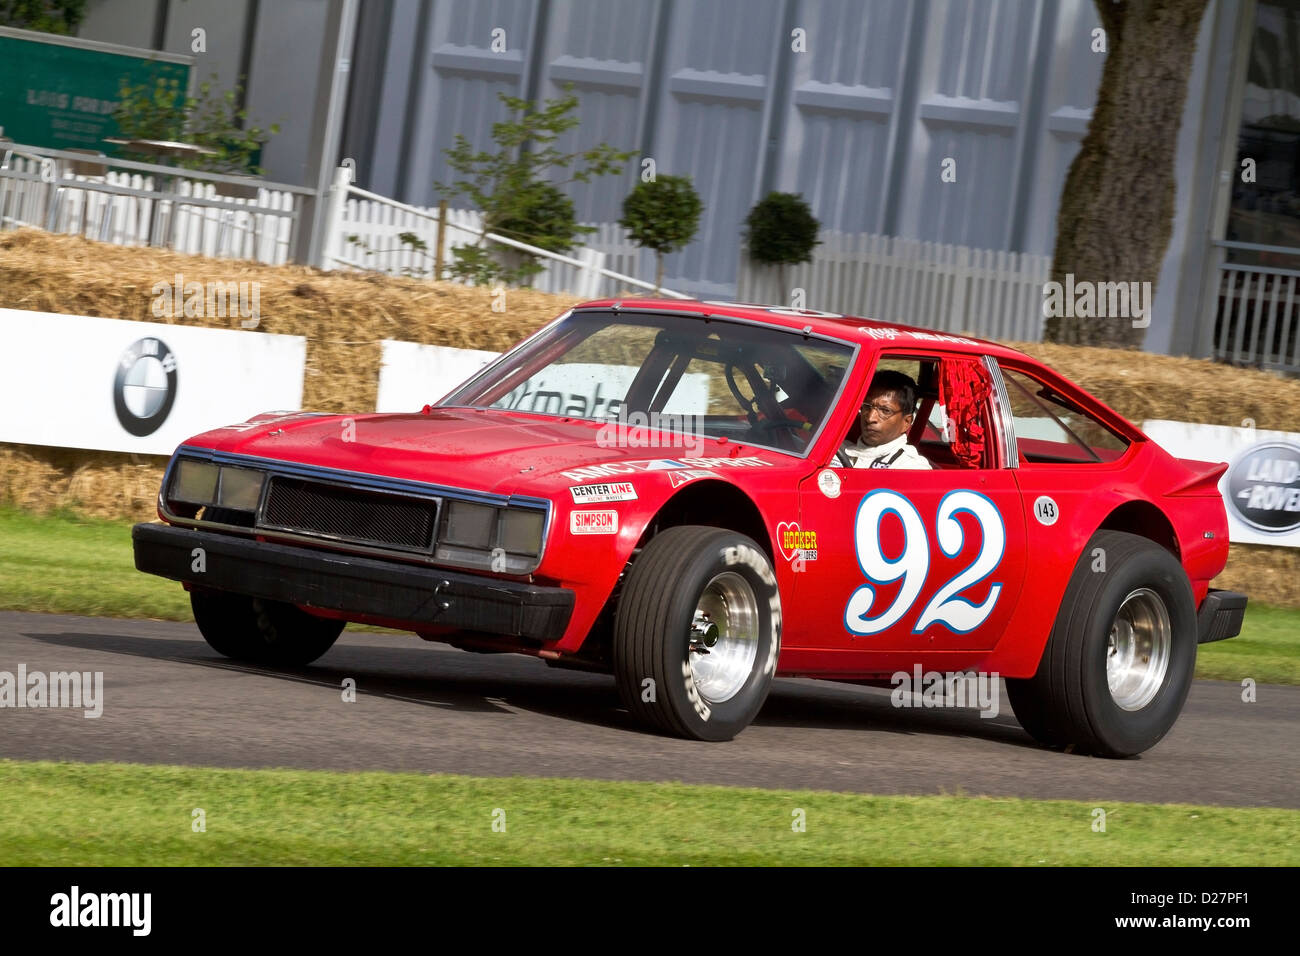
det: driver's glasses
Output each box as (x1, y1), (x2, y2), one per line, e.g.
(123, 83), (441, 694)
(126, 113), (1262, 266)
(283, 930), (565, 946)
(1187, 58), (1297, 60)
(863, 401), (902, 419)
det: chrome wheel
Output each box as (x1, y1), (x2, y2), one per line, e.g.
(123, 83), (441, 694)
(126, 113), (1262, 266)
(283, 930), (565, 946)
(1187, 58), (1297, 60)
(1106, 587), (1172, 711)
(687, 571), (760, 704)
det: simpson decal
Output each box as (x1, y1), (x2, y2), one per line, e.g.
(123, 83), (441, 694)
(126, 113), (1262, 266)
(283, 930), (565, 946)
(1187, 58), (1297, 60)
(570, 510), (619, 534)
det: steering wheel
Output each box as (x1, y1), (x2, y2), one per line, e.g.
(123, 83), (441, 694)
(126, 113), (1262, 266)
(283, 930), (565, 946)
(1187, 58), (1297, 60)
(725, 363), (761, 423)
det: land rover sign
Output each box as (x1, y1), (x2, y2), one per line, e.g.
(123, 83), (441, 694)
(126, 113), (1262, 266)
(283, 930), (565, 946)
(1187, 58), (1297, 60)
(1226, 442), (1300, 534)
(1143, 419), (1300, 548)
(0, 26), (190, 154)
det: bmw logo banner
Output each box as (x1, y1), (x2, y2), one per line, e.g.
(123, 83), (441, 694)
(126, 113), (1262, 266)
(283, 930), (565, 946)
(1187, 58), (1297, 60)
(114, 337), (179, 437)
(0, 309), (307, 456)
(1144, 419), (1300, 548)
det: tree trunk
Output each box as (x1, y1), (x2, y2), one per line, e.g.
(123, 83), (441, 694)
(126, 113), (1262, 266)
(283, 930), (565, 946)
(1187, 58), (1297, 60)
(655, 251), (664, 295)
(1045, 0), (1207, 347)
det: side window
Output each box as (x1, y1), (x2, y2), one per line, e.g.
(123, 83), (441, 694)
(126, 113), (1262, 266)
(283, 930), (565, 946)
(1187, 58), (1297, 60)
(838, 354), (1001, 469)
(999, 367), (1130, 464)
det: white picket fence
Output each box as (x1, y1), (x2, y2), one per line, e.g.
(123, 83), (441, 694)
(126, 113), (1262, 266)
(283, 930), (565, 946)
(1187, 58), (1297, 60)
(329, 188), (604, 296)
(0, 145), (310, 264)
(737, 232), (1052, 342)
(3, 146), (1052, 335)
(322, 170), (685, 299)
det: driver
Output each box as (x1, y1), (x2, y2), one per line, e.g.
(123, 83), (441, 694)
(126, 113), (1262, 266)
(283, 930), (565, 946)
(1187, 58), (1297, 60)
(843, 370), (932, 470)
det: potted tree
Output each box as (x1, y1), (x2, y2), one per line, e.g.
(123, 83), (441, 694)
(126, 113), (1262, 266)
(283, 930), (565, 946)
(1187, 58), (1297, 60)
(619, 174), (702, 294)
(743, 191), (820, 304)
(437, 87), (633, 287)
(113, 75), (279, 197)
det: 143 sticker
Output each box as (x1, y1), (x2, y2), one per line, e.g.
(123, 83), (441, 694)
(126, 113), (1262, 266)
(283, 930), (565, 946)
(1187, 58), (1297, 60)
(1033, 496), (1059, 526)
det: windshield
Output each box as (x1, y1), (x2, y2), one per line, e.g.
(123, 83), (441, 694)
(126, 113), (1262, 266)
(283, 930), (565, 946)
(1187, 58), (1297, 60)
(442, 309), (856, 456)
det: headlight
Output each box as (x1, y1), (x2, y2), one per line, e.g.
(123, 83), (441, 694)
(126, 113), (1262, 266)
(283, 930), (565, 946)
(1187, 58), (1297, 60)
(435, 500), (546, 573)
(172, 460), (219, 504)
(168, 459), (266, 514)
(500, 509), (545, 554)
(440, 501), (496, 549)
(217, 466), (266, 511)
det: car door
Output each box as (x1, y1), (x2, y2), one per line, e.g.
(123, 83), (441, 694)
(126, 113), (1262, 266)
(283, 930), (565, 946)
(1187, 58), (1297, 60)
(784, 351), (1027, 671)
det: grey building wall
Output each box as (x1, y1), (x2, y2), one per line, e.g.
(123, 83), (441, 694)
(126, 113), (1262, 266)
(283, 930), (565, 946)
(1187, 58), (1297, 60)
(77, 0), (161, 48)
(242, 0), (331, 184)
(160, 0), (252, 96)
(78, 0), (329, 183)
(72, 0), (1234, 354)
(342, 0), (1108, 297)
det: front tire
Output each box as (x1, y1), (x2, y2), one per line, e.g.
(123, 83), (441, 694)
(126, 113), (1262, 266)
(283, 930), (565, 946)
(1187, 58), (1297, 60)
(190, 589), (344, 666)
(1006, 530), (1197, 757)
(614, 526), (781, 741)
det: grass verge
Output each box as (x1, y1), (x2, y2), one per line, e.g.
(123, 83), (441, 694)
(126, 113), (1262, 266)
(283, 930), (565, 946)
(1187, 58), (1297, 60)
(1, 760), (1295, 866)
(0, 507), (191, 620)
(1, 507), (1295, 684)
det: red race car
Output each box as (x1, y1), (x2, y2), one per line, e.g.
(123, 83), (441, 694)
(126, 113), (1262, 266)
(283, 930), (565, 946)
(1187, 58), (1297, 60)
(133, 299), (1246, 756)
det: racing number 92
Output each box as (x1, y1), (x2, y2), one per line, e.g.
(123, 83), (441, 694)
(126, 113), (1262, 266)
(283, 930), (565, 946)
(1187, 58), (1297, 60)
(844, 490), (1005, 636)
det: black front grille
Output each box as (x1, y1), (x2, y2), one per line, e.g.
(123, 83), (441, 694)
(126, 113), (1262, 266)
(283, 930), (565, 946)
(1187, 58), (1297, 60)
(260, 477), (438, 552)
(200, 506), (257, 528)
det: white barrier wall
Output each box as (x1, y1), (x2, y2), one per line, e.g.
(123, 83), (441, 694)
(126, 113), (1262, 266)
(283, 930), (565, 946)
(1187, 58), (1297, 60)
(376, 340), (709, 417)
(0, 309), (306, 456)
(1144, 420), (1300, 548)
(375, 340), (499, 412)
(7, 309), (1294, 554)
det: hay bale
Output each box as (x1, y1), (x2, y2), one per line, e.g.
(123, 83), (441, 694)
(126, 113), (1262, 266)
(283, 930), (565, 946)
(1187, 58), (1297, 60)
(0, 444), (166, 520)
(0, 230), (577, 521)
(1015, 342), (1300, 433)
(1217, 545), (1300, 608)
(3, 230), (1299, 606)
(0, 229), (578, 411)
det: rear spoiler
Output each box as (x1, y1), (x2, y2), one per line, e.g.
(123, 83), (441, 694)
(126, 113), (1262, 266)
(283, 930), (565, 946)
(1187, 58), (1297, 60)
(1167, 459), (1228, 496)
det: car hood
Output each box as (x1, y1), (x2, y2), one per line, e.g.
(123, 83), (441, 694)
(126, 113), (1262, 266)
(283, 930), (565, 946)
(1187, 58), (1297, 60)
(182, 407), (787, 495)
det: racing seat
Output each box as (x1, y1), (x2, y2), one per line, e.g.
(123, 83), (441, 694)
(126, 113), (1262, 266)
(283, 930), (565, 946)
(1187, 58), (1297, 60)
(922, 358), (992, 468)
(906, 362), (940, 450)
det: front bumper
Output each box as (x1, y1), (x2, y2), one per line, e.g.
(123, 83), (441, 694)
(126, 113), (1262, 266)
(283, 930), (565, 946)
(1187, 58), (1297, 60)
(1197, 588), (1247, 645)
(133, 523), (574, 642)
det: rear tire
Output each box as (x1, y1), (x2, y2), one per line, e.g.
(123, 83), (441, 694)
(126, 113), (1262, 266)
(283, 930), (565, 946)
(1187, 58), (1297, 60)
(190, 590), (344, 666)
(613, 526), (781, 741)
(1006, 530), (1196, 757)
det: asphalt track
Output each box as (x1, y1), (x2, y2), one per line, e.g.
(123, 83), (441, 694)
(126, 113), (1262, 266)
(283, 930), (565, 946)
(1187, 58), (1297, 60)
(1, 610), (1295, 808)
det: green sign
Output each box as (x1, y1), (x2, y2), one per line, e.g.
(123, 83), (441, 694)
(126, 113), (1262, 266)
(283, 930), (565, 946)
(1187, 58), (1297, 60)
(0, 27), (191, 155)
